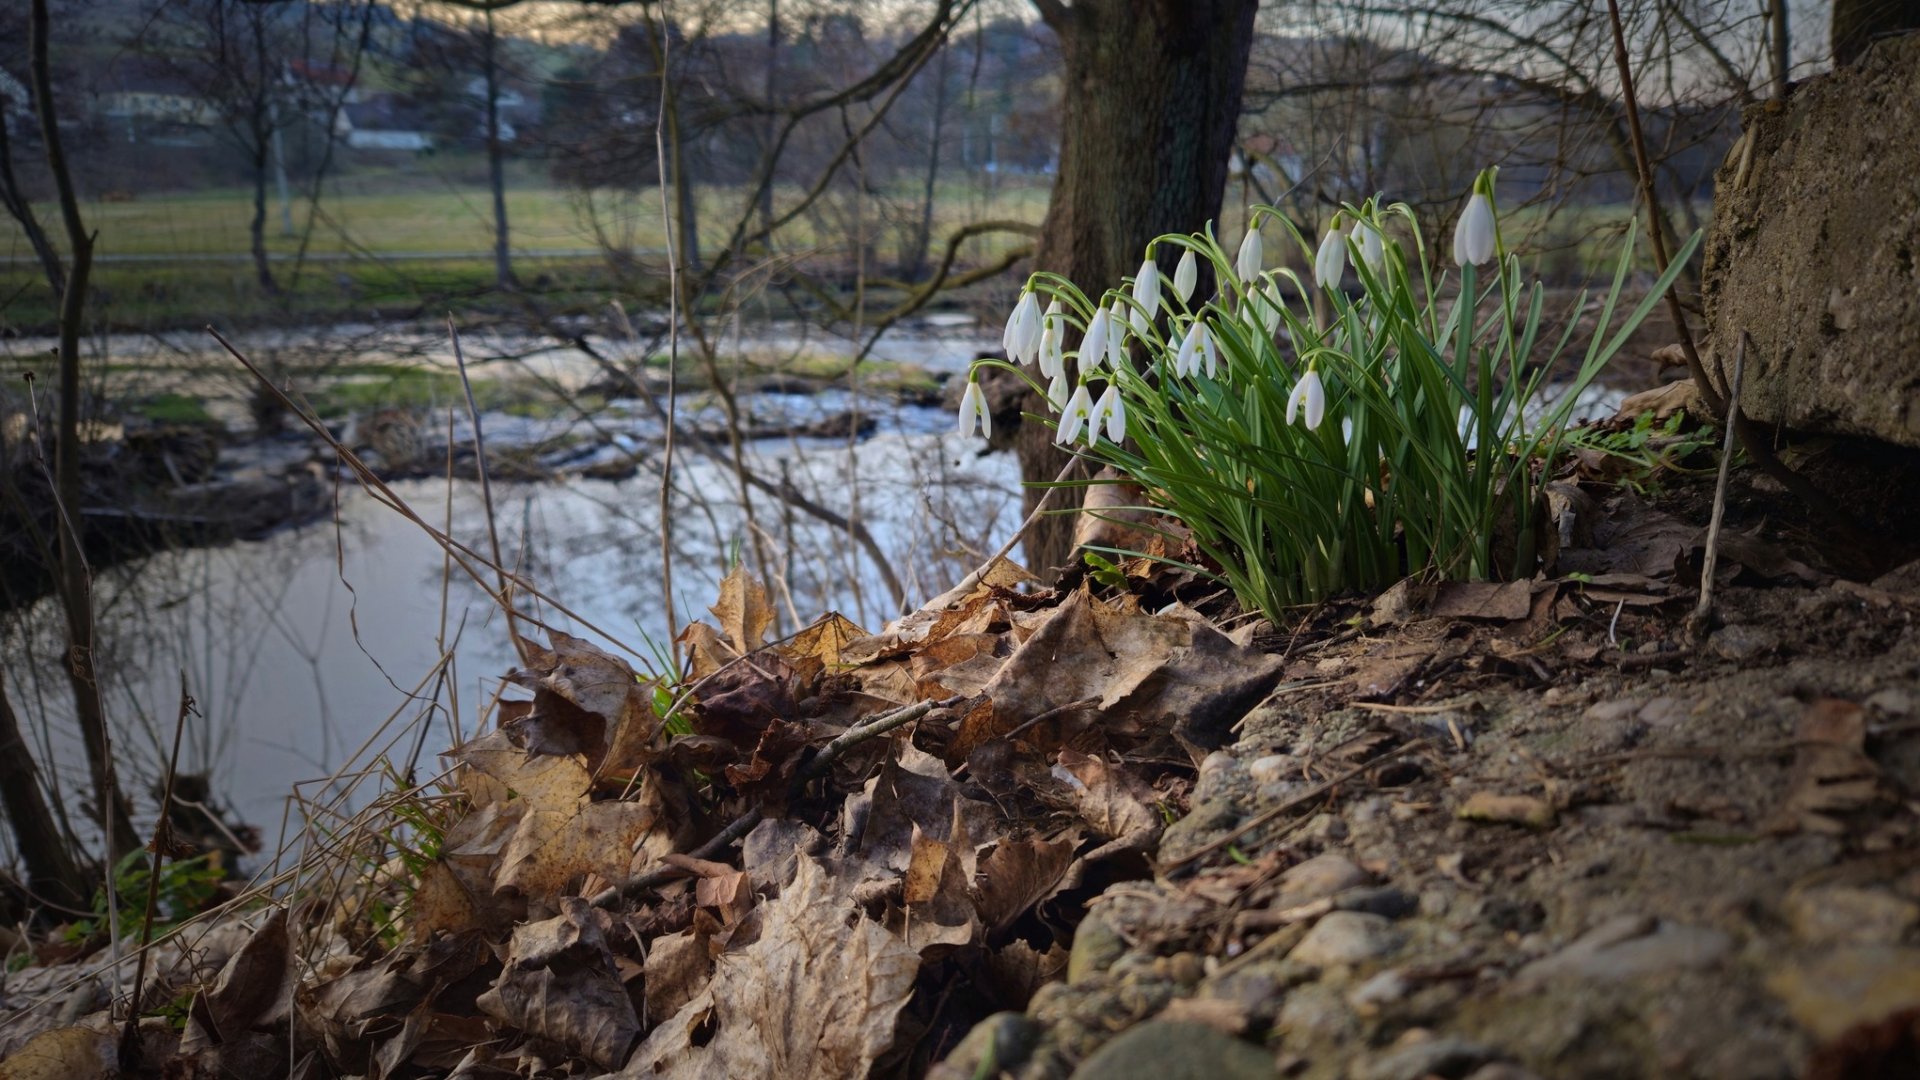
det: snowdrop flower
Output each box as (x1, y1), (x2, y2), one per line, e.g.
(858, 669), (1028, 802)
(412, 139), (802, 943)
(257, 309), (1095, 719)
(1314, 222), (1347, 289)
(1047, 369), (1071, 412)
(1080, 307), (1111, 377)
(1200, 323), (1219, 378)
(1038, 320), (1064, 381)
(1058, 382), (1095, 445)
(1093, 384), (1126, 443)
(1453, 188), (1497, 267)
(1286, 366), (1326, 430)
(1175, 321), (1205, 378)
(1173, 249), (1198, 303)
(1131, 258), (1161, 336)
(1355, 221), (1386, 274)
(956, 378), (990, 438)
(1004, 291), (1042, 365)
(1259, 278), (1286, 335)
(1107, 300), (1130, 369)
(1236, 227), (1263, 286)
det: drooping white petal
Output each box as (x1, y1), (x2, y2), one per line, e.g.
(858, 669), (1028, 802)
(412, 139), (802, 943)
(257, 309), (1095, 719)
(1356, 222), (1385, 273)
(1176, 321), (1203, 378)
(1260, 279), (1286, 335)
(1047, 369), (1070, 412)
(1132, 258), (1162, 321)
(1058, 382), (1094, 445)
(1235, 227), (1263, 286)
(1038, 322), (1062, 381)
(1314, 227), (1347, 289)
(957, 380), (988, 438)
(1080, 308), (1110, 377)
(1199, 323), (1218, 378)
(1093, 384), (1126, 443)
(1286, 368), (1327, 430)
(1006, 291), (1042, 364)
(1108, 301), (1131, 368)
(1302, 369), (1327, 429)
(1453, 191), (1496, 267)
(1173, 249), (1198, 303)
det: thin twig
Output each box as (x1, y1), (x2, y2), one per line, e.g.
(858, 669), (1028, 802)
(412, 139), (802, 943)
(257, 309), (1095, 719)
(652, 7), (684, 674)
(119, 676), (194, 1068)
(590, 694), (961, 908)
(997, 696), (1100, 743)
(447, 316), (527, 664)
(1690, 333), (1746, 639)
(918, 456), (1078, 612)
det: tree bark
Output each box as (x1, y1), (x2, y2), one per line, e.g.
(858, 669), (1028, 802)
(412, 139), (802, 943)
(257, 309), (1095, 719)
(0, 669), (88, 911)
(0, 89), (66, 298)
(1831, 0), (1920, 65)
(1017, 0), (1258, 573)
(248, 9), (279, 295)
(30, 0), (141, 861)
(484, 8), (517, 290)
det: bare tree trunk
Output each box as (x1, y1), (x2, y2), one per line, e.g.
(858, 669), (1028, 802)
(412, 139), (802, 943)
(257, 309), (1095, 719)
(1832, 0), (1920, 65)
(1016, 0), (1258, 573)
(484, 8), (516, 291)
(249, 147), (279, 294)
(668, 97), (701, 274)
(759, 0), (779, 236)
(0, 91), (65, 297)
(907, 42), (952, 281)
(30, 0), (140, 861)
(0, 669), (87, 911)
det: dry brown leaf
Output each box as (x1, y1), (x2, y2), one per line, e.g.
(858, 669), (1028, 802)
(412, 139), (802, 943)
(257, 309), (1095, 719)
(710, 565), (776, 654)
(973, 835), (1077, 938)
(198, 908), (293, 1040)
(412, 800), (525, 939)
(1431, 579), (1540, 622)
(0, 1024), (117, 1080)
(448, 730), (592, 813)
(618, 857), (920, 1079)
(1057, 749), (1163, 860)
(477, 899), (639, 1071)
(677, 621), (740, 682)
(1456, 791), (1557, 829)
(497, 794), (673, 898)
(1774, 699), (1884, 833)
(643, 930), (713, 1026)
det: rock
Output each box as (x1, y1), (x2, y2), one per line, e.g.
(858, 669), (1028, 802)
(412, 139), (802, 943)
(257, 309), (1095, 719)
(1636, 696), (1689, 727)
(1464, 1067), (1546, 1080)
(1067, 1021), (1272, 1080)
(1767, 947), (1920, 1041)
(1456, 792), (1556, 830)
(1291, 912), (1404, 968)
(1702, 33), (1920, 447)
(1334, 887), (1418, 919)
(1514, 916), (1731, 988)
(1277, 981), (1360, 1043)
(1247, 754), (1297, 786)
(1350, 1036), (1493, 1080)
(1068, 911), (1128, 985)
(1347, 968), (1413, 1014)
(1708, 624), (1777, 663)
(1278, 854), (1371, 905)
(1865, 688), (1915, 716)
(1785, 885), (1920, 946)
(929, 1011), (1042, 1079)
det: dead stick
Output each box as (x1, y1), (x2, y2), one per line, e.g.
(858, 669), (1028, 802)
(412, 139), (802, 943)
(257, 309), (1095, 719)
(1690, 334), (1746, 638)
(590, 695), (961, 908)
(119, 675), (193, 1070)
(447, 316), (527, 665)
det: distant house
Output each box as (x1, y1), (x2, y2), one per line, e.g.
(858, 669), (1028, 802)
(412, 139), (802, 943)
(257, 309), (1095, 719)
(284, 59), (363, 107)
(339, 95), (433, 151)
(93, 62), (218, 143)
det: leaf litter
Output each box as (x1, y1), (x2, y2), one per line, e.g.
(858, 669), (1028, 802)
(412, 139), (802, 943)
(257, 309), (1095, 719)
(6, 442), (1920, 1079)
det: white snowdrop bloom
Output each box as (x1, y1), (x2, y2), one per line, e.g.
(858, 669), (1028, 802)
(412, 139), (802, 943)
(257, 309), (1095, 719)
(1038, 321), (1064, 381)
(1130, 259), (1161, 338)
(1093, 384), (1127, 443)
(1004, 291), (1042, 365)
(1176, 321), (1204, 378)
(956, 379), (990, 438)
(1047, 369), (1071, 412)
(1453, 191), (1497, 267)
(1286, 368), (1327, 430)
(1356, 221), (1386, 273)
(1081, 308), (1111, 377)
(1200, 323), (1219, 378)
(1058, 382), (1095, 445)
(1314, 225), (1347, 289)
(1173, 249), (1198, 303)
(1236, 227), (1263, 286)
(1107, 300), (1131, 368)
(1260, 279), (1286, 335)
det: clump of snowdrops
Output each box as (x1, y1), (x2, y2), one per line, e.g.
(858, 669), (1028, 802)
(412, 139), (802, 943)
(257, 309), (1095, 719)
(960, 170), (1701, 625)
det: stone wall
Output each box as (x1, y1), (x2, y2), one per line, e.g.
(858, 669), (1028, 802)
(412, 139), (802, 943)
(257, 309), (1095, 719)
(1702, 34), (1920, 446)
